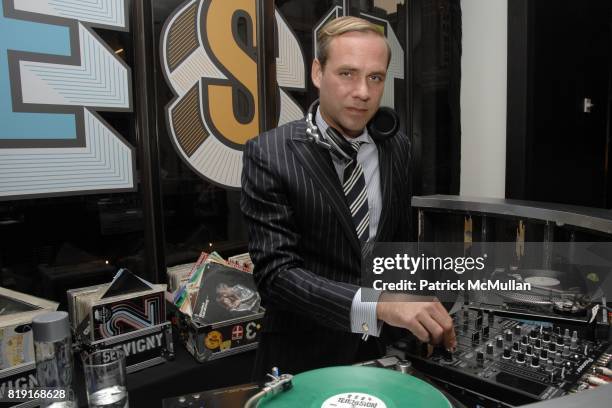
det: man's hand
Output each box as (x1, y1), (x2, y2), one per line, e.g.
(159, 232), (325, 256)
(376, 293), (456, 350)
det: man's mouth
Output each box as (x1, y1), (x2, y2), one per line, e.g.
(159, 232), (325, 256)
(346, 107), (368, 114)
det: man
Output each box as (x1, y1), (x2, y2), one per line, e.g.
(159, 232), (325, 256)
(241, 16), (456, 379)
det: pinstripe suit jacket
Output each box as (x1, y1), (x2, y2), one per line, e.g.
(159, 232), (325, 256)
(240, 118), (412, 375)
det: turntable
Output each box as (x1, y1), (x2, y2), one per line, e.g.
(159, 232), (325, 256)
(478, 267), (607, 330)
(255, 366), (452, 408)
(163, 358), (459, 408)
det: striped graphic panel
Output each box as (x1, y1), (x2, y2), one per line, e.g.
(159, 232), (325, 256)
(169, 83), (209, 157)
(20, 24), (130, 108)
(167, 0), (199, 72)
(275, 10), (305, 90)
(161, 1), (305, 188)
(14, 0), (126, 28)
(0, 0), (134, 200)
(278, 89), (303, 126)
(0, 109), (134, 197)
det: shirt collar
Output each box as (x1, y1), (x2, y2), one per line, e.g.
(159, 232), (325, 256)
(315, 106), (372, 145)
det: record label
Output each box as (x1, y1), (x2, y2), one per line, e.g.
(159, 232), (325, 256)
(321, 393), (386, 408)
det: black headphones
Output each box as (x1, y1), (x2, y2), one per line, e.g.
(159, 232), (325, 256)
(305, 99), (400, 162)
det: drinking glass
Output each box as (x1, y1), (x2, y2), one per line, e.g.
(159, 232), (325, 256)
(82, 349), (128, 408)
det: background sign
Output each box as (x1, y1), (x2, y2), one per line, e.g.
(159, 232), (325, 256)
(161, 0), (306, 188)
(0, 0), (135, 200)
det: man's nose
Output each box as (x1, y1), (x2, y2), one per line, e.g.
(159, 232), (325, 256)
(353, 77), (370, 101)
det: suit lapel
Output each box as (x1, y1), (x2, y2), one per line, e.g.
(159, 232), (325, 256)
(287, 126), (362, 258)
(375, 139), (393, 241)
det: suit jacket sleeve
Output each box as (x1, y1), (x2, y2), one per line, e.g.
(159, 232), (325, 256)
(240, 136), (359, 332)
(393, 133), (413, 242)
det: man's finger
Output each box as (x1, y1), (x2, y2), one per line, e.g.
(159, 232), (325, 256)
(419, 313), (444, 345)
(406, 319), (430, 343)
(443, 325), (457, 350)
(429, 303), (457, 349)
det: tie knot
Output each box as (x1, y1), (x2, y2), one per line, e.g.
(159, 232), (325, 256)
(350, 141), (363, 151)
(349, 141), (363, 160)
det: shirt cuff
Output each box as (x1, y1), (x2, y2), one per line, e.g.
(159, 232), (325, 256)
(350, 288), (383, 337)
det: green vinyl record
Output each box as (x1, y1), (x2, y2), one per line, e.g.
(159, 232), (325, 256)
(259, 366), (452, 408)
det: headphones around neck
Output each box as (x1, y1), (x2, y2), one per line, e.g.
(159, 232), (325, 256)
(305, 99), (400, 162)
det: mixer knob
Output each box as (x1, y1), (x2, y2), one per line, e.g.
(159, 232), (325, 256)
(543, 332), (551, 342)
(535, 339), (542, 349)
(549, 342), (557, 352)
(570, 331), (578, 350)
(516, 352), (525, 364)
(562, 345), (570, 357)
(530, 329), (538, 339)
(513, 342), (520, 352)
(526, 345), (533, 356)
(505, 330), (512, 342)
(486, 343), (494, 355)
(514, 325), (522, 336)
(545, 359), (554, 372)
(554, 352), (562, 365)
(503, 347), (512, 359)
(556, 336), (564, 347)
(531, 355), (540, 368)
(477, 351), (484, 367)
(541, 349), (548, 359)
(521, 335), (529, 345)
(496, 336), (504, 348)
(563, 329), (571, 345)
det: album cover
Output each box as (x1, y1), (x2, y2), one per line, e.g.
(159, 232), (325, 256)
(91, 288), (166, 340)
(191, 262), (260, 325)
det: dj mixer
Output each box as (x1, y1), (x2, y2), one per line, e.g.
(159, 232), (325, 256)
(402, 306), (612, 407)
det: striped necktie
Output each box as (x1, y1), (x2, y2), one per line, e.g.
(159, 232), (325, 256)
(341, 139), (370, 241)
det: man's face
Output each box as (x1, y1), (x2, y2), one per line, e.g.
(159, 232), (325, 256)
(312, 31), (388, 138)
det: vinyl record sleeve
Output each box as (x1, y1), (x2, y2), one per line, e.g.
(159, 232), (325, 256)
(191, 262), (260, 325)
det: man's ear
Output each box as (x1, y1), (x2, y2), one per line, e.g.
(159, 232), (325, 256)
(311, 58), (322, 89)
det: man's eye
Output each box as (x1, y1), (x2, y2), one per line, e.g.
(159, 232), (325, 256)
(369, 75), (384, 82)
(339, 71), (351, 77)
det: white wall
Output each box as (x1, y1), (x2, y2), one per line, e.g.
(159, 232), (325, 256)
(460, 0), (507, 198)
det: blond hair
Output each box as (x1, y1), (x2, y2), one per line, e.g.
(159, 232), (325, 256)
(316, 16), (391, 68)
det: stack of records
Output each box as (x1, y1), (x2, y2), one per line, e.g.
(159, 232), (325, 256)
(68, 269), (166, 341)
(171, 252), (259, 324)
